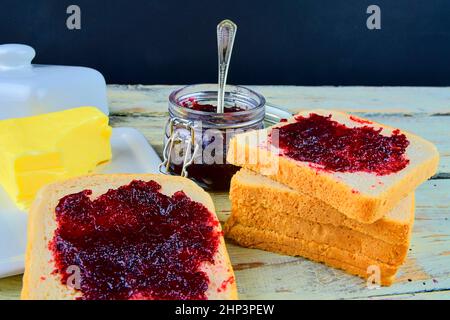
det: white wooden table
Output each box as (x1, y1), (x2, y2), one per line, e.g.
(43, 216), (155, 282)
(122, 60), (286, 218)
(0, 85), (449, 299)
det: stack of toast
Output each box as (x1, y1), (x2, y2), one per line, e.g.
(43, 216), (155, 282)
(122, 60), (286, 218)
(225, 109), (439, 285)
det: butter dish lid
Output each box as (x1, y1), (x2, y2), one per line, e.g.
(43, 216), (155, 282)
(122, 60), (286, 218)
(0, 44), (108, 119)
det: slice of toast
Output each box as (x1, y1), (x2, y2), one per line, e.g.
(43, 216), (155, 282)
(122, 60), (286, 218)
(226, 224), (398, 286)
(21, 174), (237, 300)
(224, 169), (415, 285)
(226, 199), (412, 265)
(227, 109), (438, 223)
(229, 169), (414, 245)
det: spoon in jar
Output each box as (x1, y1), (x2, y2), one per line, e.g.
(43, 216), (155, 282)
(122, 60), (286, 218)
(216, 19), (237, 113)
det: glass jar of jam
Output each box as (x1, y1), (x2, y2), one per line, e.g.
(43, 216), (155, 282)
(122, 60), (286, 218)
(161, 84), (265, 190)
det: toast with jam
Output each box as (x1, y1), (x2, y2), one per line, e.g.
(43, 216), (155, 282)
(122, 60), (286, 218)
(21, 174), (237, 300)
(227, 109), (439, 223)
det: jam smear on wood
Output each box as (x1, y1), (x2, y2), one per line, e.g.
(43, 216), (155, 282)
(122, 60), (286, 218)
(271, 113), (410, 175)
(49, 180), (221, 300)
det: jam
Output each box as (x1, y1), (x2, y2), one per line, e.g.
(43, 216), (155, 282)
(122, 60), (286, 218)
(271, 113), (410, 175)
(217, 276), (235, 293)
(349, 115), (373, 125)
(181, 98), (245, 113)
(169, 163), (240, 190)
(49, 180), (221, 300)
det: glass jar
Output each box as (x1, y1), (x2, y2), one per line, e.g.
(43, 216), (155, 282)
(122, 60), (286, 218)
(161, 84), (266, 190)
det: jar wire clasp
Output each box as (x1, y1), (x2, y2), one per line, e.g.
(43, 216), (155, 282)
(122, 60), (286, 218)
(159, 117), (200, 178)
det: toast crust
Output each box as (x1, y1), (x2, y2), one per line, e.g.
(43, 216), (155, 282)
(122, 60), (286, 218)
(226, 203), (412, 265)
(228, 169), (415, 245)
(21, 174), (237, 300)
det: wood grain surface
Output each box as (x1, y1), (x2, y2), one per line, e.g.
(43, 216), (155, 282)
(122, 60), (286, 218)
(0, 85), (448, 300)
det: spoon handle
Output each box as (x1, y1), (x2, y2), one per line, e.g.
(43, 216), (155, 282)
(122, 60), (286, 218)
(217, 19), (237, 113)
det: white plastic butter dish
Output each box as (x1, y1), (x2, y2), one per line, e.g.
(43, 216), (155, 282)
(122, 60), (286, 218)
(0, 43), (108, 119)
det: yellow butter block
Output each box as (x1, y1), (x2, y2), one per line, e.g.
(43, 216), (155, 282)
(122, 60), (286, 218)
(0, 106), (112, 209)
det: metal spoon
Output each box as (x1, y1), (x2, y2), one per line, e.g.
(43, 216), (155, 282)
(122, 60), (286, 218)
(216, 19), (237, 113)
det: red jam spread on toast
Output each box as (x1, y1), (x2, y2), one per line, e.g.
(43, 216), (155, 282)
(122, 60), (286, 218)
(181, 98), (245, 113)
(349, 115), (373, 125)
(271, 113), (410, 175)
(49, 180), (221, 300)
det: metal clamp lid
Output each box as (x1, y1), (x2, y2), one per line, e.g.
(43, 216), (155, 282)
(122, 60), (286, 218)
(159, 117), (200, 178)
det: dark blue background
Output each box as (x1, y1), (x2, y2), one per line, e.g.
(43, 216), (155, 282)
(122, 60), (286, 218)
(0, 0), (449, 85)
